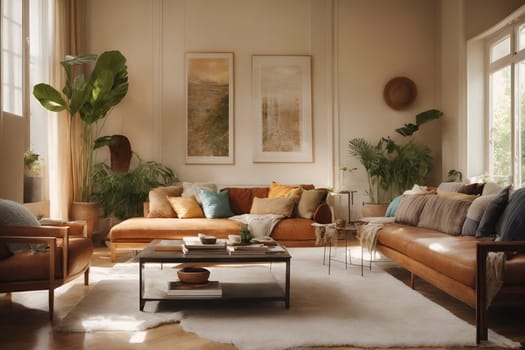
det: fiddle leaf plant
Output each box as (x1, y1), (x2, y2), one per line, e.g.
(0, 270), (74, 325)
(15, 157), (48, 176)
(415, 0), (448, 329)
(33, 50), (129, 201)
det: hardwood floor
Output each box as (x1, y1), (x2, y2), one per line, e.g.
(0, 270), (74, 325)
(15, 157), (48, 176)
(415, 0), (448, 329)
(0, 245), (523, 350)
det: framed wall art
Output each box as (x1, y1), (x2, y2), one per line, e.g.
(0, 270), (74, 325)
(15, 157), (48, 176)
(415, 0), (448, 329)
(185, 52), (234, 164)
(252, 55), (312, 163)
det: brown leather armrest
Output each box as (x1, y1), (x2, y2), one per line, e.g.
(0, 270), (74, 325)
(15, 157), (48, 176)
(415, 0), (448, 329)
(313, 202), (332, 224)
(0, 225), (69, 238)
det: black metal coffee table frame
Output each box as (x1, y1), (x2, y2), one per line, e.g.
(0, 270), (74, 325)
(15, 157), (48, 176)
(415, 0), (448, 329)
(137, 240), (291, 310)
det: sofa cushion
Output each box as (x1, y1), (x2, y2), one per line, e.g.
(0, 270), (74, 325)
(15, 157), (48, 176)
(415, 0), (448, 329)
(198, 188), (234, 218)
(270, 218), (316, 243)
(268, 182), (299, 198)
(499, 187), (525, 241)
(250, 197), (295, 217)
(417, 195), (473, 235)
(167, 196), (204, 218)
(482, 182), (503, 196)
(457, 182), (485, 195)
(436, 182), (464, 193)
(0, 199), (41, 253)
(461, 194), (496, 236)
(182, 182), (218, 203)
(297, 188), (327, 219)
(395, 194), (431, 226)
(476, 185), (510, 238)
(147, 185), (183, 218)
(221, 187), (269, 215)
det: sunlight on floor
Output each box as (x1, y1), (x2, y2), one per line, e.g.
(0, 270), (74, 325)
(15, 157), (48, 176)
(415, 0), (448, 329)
(129, 331), (147, 343)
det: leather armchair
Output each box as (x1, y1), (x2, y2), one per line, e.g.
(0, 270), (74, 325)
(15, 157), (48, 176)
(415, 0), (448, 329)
(0, 222), (93, 320)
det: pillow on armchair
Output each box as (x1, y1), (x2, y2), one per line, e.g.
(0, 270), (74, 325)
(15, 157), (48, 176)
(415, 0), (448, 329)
(0, 198), (41, 253)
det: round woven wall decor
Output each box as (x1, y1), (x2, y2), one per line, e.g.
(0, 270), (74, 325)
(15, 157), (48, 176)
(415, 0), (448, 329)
(383, 77), (417, 110)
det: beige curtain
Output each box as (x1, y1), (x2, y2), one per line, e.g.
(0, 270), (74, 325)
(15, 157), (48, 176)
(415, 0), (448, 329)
(48, 0), (85, 220)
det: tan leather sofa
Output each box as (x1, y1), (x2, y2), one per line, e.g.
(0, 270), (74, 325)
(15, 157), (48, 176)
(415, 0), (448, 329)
(374, 195), (525, 343)
(109, 185), (332, 261)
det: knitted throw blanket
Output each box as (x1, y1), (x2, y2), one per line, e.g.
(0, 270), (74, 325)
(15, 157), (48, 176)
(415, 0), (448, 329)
(359, 223), (383, 253)
(486, 251), (505, 308)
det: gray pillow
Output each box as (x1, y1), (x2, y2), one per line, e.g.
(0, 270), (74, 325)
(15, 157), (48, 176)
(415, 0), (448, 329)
(499, 188), (525, 241)
(475, 186), (511, 238)
(418, 195), (472, 235)
(0, 199), (41, 253)
(395, 195), (431, 226)
(461, 194), (496, 236)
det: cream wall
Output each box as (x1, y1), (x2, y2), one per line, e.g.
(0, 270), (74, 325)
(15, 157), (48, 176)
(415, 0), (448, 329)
(82, 0), (524, 205)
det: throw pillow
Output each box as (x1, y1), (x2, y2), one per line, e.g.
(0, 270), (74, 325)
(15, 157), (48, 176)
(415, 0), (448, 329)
(417, 196), (472, 235)
(499, 188), (525, 241)
(147, 185), (183, 218)
(297, 188), (327, 219)
(482, 182), (503, 196)
(167, 196), (204, 219)
(220, 187), (269, 215)
(476, 185), (511, 238)
(268, 182), (299, 199)
(461, 194), (497, 236)
(198, 188), (234, 218)
(436, 182), (464, 193)
(0, 199), (41, 253)
(394, 194), (432, 226)
(385, 195), (403, 217)
(250, 197), (295, 217)
(458, 183), (485, 196)
(437, 192), (478, 201)
(181, 182), (218, 203)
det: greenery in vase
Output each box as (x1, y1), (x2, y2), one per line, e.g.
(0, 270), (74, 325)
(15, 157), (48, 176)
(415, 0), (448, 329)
(348, 109), (442, 204)
(239, 225), (252, 244)
(33, 51), (129, 202)
(91, 156), (177, 220)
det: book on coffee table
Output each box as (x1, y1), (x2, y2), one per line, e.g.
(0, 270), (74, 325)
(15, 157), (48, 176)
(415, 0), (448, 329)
(182, 236), (228, 250)
(167, 281), (222, 297)
(154, 240), (183, 251)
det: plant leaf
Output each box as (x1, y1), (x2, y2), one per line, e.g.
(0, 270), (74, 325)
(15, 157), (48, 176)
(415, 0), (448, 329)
(415, 109), (443, 126)
(32, 84), (68, 112)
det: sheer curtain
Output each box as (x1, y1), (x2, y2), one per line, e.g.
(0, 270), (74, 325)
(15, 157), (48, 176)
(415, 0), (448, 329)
(48, 0), (85, 220)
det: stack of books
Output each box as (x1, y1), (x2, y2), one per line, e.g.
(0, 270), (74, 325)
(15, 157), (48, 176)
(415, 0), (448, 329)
(167, 281), (222, 299)
(182, 236), (228, 255)
(227, 244), (269, 255)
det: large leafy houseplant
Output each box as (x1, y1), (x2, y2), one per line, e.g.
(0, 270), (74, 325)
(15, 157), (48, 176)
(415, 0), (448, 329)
(348, 109), (442, 204)
(91, 156), (177, 220)
(33, 51), (129, 202)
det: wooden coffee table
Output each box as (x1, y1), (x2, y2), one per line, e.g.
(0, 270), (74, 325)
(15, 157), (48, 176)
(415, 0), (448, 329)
(136, 239), (291, 310)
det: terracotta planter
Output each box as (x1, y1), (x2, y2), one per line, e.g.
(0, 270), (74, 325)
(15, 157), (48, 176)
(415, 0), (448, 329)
(362, 203), (389, 217)
(70, 202), (103, 239)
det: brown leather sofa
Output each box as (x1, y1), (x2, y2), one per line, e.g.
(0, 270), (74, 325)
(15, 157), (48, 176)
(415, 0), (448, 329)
(109, 185), (332, 262)
(374, 194), (525, 343)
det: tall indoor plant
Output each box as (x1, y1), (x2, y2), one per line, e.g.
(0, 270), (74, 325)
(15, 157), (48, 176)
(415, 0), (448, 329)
(33, 50), (129, 202)
(348, 109), (442, 205)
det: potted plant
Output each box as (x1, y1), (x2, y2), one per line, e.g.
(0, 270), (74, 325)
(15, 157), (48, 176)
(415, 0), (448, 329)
(348, 109), (442, 215)
(33, 50), (129, 235)
(91, 155), (177, 222)
(23, 149), (42, 203)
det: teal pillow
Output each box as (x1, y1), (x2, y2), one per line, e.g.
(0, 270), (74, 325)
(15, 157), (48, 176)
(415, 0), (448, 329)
(198, 188), (234, 218)
(385, 195), (403, 217)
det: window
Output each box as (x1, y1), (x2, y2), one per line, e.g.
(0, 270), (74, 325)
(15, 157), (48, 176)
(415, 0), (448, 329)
(1, 0), (50, 202)
(487, 21), (525, 187)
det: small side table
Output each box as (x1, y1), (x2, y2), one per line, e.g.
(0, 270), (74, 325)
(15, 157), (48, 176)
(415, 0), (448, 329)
(313, 223), (365, 276)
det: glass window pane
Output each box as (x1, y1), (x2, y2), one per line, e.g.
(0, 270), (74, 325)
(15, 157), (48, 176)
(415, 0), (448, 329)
(1, 0), (24, 116)
(490, 66), (512, 184)
(520, 61), (525, 187)
(491, 36), (511, 63)
(519, 25), (525, 51)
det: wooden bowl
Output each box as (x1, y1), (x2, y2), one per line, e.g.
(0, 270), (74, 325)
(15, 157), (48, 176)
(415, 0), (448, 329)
(177, 267), (210, 284)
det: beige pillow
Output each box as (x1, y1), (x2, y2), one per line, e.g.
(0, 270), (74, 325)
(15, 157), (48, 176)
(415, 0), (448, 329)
(395, 194), (432, 226)
(438, 192), (478, 201)
(298, 189), (327, 219)
(147, 185), (183, 218)
(167, 196), (204, 219)
(417, 195), (472, 235)
(250, 197), (295, 217)
(268, 182), (298, 198)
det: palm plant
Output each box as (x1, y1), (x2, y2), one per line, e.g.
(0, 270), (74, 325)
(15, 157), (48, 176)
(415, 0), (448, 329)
(348, 109), (442, 203)
(33, 51), (129, 202)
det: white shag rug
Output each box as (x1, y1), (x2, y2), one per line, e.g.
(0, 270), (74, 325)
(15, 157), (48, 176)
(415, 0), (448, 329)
(56, 247), (520, 349)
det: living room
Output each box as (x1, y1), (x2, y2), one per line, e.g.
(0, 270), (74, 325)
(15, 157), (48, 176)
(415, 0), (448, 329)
(1, 0), (525, 349)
